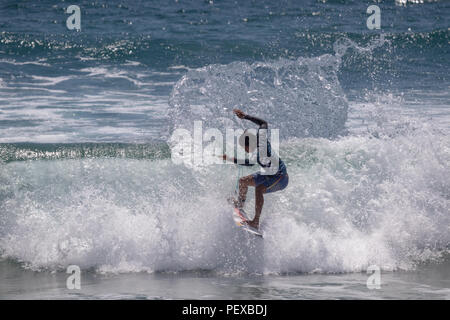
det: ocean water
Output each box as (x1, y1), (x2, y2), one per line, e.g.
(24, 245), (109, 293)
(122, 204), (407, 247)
(0, 0), (449, 299)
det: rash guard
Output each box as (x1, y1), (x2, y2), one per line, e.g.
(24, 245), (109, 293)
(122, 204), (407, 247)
(234, 115), (287, 176)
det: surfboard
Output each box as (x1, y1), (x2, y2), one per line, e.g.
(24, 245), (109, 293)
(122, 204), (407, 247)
(231, 206), (263, 238)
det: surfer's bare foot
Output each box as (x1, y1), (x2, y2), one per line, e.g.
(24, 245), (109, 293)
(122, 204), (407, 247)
(228, 197), (244, 209)
(246, 219), (259, 230)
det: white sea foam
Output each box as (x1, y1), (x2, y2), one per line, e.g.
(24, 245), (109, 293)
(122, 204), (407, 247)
(31, 75), (73, 86)
(0, 116), (448, 273)
(0, 58), (50, 67)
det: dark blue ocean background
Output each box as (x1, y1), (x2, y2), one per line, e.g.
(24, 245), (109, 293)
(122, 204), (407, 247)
(0, 0), (448, 143)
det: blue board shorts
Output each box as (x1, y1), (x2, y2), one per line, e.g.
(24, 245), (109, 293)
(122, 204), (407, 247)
(252, 171), (289, 194)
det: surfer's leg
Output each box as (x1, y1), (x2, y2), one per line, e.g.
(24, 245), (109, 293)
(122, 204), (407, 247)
(237, 175), (255, 207)
(248, 184), (266, 230)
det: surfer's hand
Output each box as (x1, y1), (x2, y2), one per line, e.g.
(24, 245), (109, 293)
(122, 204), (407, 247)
(233, 109), (246, 119)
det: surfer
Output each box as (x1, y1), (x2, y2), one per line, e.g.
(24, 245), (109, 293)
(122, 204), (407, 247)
(222, 109), (289, 230)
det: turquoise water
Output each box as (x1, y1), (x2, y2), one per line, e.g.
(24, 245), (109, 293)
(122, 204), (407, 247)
(0, 1), (449, 299)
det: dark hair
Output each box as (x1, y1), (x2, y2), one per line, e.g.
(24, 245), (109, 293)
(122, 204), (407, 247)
(238, 130), (257, 152)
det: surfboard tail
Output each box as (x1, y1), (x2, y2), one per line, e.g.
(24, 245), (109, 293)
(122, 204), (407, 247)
(231, 206), (263, 238)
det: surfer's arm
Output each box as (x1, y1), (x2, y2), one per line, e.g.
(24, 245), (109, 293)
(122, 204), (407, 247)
(233, 109), (268, 129)
(243, 115), (268, 129)
(234, 158), (255, 166)
(221, 155), (255, 166)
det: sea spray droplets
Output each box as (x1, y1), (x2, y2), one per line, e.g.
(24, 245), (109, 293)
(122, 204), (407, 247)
(168, 56), (348, 140)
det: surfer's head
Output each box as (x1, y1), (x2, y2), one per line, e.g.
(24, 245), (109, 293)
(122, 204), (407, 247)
(238, 130), (257, 153)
